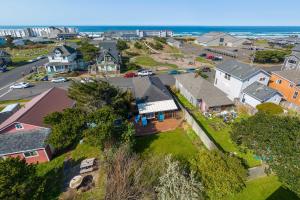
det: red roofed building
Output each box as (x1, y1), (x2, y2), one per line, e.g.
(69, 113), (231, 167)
(0, 87), (75, 164)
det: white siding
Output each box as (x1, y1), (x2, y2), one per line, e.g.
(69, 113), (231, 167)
(241, 93), (282, 108)
(214, 69), (270, 100)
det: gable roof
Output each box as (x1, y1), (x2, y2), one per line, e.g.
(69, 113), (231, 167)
(272, 70), (300, 86)
(216, 60), (266, 81)
(52, 45), (76, 56)
(98, 41), (121, 63)
(292, 45), (300, 52)
(132, 76), (173, 103)
(243, 82), (280, 102)
(176, 73), (233, 108)
(0, 128), (51, 156)
(0, 87), (75, 131)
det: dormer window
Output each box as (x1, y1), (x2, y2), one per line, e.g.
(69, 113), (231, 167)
(15, 123), (23, 130)
(224, 73), (231, 80)
(276, 79), (282, 84)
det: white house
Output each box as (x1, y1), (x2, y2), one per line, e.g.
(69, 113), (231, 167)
(214, 60), (270, 101)
(45, 45), (78, 74)
(241, 82), (282, 108)
(282, 45), (300, 70)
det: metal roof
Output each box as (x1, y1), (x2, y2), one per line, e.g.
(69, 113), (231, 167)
(0, 103), (19, 113)
(243, 82), (280, 102)
(176, 73), (233, 108)
(272, 70), (300, 86)
(216, 60), (266, 81)
(137, 100), (178, 114)
(0, 128), (50, 156)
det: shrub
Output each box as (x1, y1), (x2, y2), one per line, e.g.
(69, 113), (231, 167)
(256, 103), (283, 115)
(254, 50), (289, 63)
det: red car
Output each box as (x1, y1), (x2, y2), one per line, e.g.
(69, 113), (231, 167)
(124, 72), (137, 78)
(206, 54), (214, 59)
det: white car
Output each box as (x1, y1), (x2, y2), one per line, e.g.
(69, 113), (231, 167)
(51, 77), (67, 83)
(137, 70), (153, 76)
(10, 82), (30, 89)
(80, 78), (94, 83)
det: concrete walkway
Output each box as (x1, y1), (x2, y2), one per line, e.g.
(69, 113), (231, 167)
(247, 164), (268, 181)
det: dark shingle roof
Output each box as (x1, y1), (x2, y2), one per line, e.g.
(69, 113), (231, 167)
(273, 70), (300, 86)
(176, 73), (233, 108)
(52, 45), (76, 56)
(243, 82), (280, 102)
(0, 128), (50, 155)
(216, 60), (265, 81)
(98, 41), (121, 64)
(132, 76), (172, 103)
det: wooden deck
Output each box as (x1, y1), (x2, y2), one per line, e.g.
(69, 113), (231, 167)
(134, 118), (183, 136)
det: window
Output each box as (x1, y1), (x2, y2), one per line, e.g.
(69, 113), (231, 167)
(15, 123), (23, 130)
(224, 73), (231, 80)
(290, 84), (294, 88)
(23, 151), (38, 158)
(259, 77), (266, 81)
(293, 91), (298, 99)
(215, 78), (218, 85)
(288, 60), (297, 64)
(276, 79), (282, 84)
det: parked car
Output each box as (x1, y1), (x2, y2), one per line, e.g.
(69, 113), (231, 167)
(124, 72), (137, 78)
(201, 67), (211, 72)
(186, 68), (196, 73)
(168, 70), (180, 75)
(40, 75), (48, 81)
(0, 67), (7, 73)
(80, 77), (94, 83)
(51, 77), (67, 83)
(138, 70), (153, 76)
(206, 54), (214, 59)
(213, 56), (223, 61)
(199, 53), (207, 57)
(10, 82), (30, 89)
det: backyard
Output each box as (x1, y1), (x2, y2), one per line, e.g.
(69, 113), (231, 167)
(132, 55), (178, 69)
(173, 91), (261, 167)
(135, 126), (299, 200)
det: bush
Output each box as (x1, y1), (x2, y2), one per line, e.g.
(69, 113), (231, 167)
(134, 42), (143, 49)
(117, 40), (129, 51)
(256, 103), (283, 115)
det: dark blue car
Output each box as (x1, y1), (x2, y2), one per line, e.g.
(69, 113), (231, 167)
(168, 70), (180, 75)
(186, 68), (196, 73)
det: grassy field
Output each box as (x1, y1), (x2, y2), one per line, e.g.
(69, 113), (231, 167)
(195, 56), (214, 65)
(231, 176), (299, 200)
(133, 56), (178, 69)
(135, 127), (202, 162)
(174, 92), (261, 167)
(36, 143), (102, 200)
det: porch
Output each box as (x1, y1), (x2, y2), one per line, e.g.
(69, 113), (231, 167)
(134, 111), (183, 136)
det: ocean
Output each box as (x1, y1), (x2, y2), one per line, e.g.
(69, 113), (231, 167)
(1, 26), (300, 38)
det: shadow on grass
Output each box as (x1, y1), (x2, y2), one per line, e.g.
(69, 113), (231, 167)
(134, 133), (160, 154)
(266, 186), (300, 200)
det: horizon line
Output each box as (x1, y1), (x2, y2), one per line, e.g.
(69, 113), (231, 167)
(1, 25), (300, 27)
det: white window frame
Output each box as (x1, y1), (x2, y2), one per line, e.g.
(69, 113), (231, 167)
(293, 91), (299, 99)
(23, 151), (39, 158)
(276, 79), (282, 84)
(224, 73), (231, 80)
(15, 123), (24, 130)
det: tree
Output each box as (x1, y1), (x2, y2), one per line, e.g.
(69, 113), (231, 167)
(156, 156), (203, 200)
(116, 40), (129, 51)
(231, 113), (300, 196)
(5, 35), (14, 49)
(68, 80), (131, 116)
(105, 145), (152, 200)
(254, 50), (288, 63)
(44, 108), (87, 151)
(84, 107), (135, 149)
(191, 150), (247, 199)
(134, 41), (143, 49)
(0, 158), (44, 200)
(78, 41), (99, 62)
(256, 102), (283, 115)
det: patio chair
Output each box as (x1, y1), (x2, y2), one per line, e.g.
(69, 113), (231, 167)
(142, 117), (147, 127)
(135, 115), (140, 123)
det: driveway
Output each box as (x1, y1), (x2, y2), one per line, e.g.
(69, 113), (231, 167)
(0, 58), (48, 89)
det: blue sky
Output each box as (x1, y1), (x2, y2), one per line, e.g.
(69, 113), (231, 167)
(1, 0), (300, 26)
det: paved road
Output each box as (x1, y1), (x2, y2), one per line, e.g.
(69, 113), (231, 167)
(0, 58), (48, 89)
(0, 81), (70, 101)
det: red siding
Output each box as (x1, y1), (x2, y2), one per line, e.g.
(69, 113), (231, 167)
(7, 148), (50, 164)
(0, 123), (41, 134)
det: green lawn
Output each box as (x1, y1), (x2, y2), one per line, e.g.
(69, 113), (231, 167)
(36, 143), (101, 200)
(133, 56), (178, 69)
(0, 99), (30, 107)
(135, 128), (202, 162)
(230, 176), (299, 200)
(195, 57), (214, 65)
(174, 92), (261, 167)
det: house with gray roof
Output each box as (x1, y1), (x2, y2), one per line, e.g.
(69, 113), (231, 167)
(214, 60), (270, 100)
(282, 45), (300, 70)
(45, 45), (82, 74)
(241, 82), (282, 108)
(176, 73), (234, 112)
(0, 50), (11, 63)
(195, 32), (251, 47)
(91, 41), (121, 74)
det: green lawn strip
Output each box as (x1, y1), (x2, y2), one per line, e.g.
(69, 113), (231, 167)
(230, 176), (299, 200)
(135, 128), (201, 162)
(36, 143), (101, 199)
(255, 39), (269, 45)
(195, 57), (214, 65)
(0, 99), (30, 106)
(133, 56), (178, 69)
(174, 92), (261, 167)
